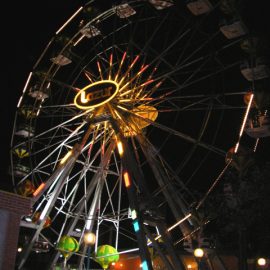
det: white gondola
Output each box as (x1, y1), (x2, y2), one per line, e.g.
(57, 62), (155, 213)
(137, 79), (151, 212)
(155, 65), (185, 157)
(28, 84), (50, 100)
(219, 18), (247, 39)
(12, 164), (30, 178)
(240, 58), (270, 81)
(186, 0), (213, 16)
(148, 0), (173, 10)
(15, 124), (35, 138)
(50, 52), (72, 66)
(80, 25), (101, 38)
(115, 3), (136, 18)
(245, 115), (270, 138)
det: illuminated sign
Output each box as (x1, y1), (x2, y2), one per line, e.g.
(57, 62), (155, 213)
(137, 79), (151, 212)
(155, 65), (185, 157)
(74, 80), (119, 109)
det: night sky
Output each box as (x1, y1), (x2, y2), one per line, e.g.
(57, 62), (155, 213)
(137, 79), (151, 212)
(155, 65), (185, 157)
(3, 1), (84, 191)
(3, 0), (269, 188)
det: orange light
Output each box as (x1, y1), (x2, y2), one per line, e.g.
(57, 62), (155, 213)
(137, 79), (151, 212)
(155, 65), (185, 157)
(33, 183), (45, 197)
(123, 172), (131, 188)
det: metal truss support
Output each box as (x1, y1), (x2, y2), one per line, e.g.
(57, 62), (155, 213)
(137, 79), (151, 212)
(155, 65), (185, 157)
(137, 135), (195, 236)
(111, 117), (186, 270)
(47, 141), (115, 270)
(17, 143), (82, 269)
(110, 121), (153, 270)
(143, 226), (175, 270)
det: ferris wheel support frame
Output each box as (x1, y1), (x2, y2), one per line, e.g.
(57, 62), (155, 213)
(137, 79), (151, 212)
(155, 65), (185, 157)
(18, 122), (96, 269)
(111, 116), (187, 270)
(137, 135), (196, 236)
(111, 123), (153, 270)
(77, 145), (115, 269)
(17, 143), (82, 269)
(47, 140), (116, 270)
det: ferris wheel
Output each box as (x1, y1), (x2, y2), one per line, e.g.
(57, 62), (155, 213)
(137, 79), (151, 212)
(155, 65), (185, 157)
(10, 0), (268, 269)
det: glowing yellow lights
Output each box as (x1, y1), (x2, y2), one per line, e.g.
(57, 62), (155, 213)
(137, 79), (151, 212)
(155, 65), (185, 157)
(74, 80), (119, 110)
(257, 258), (266, 266)
(132, 105), (158, 129)
(83, 232), (96, 245)
(187, 265), (192, 269)
(120, 105), (158, 137)
(60, 150), (73, 164)
(123, 172), (131, 188)
(18, 247), (23, 253)
(194, 248), (204, 258)
(117, 141), (124, 156)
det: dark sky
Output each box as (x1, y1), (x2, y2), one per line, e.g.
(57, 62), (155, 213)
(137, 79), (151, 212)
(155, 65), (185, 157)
(3, 1), (85, 190)
(3, 0), (269, 191)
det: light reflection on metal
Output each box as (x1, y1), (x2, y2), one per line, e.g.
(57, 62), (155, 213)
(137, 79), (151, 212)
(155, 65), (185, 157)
(147, 213), (192, 244)
(60, 150), (72, 164)
(17, 72), (33, 108)
(55, 7), (83, 35)
(234, 93), (254, 153)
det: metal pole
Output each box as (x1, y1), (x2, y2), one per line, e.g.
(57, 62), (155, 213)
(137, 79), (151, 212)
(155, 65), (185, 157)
(110, 118), (154, 270)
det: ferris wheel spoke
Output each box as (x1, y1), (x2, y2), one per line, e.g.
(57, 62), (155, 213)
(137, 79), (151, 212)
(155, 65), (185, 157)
(101, 176), (121, 219)
(146, 91), (246, 113)
(151, 95), (246, 113)
(17, 141), (82, 269)
(77, 142), (116, 268)
(31, 111), (89, 141)
(152, 36), (242, 88)
(117, 105), (225, 156)
(16, 122), (87, 185)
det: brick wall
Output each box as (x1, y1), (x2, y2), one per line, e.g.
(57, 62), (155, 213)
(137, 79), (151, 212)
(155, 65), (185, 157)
(0, 190), (31, 270)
